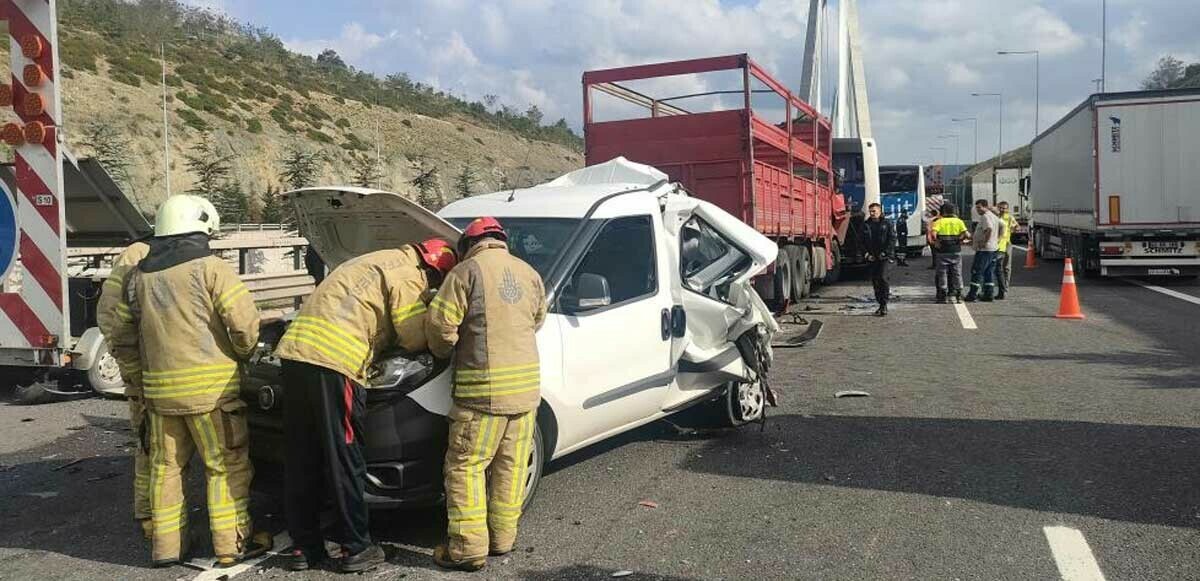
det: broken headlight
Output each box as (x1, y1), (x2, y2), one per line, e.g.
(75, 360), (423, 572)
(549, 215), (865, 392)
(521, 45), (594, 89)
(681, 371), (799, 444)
(367, 351), (436, 391)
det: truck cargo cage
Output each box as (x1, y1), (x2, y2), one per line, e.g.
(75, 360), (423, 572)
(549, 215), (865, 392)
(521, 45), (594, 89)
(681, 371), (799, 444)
(584, 54), (837, 242)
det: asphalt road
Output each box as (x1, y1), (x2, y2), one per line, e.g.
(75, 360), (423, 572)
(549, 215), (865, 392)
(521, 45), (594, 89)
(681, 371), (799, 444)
(1, 248), (1197, 580)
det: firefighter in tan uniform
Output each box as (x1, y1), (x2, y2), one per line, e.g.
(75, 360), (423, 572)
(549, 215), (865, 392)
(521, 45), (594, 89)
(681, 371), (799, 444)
(96, 238), (150, 539)
(272, 238), (457, 574)
(427, 217), (547, 572)
(107, 195), (270, 568)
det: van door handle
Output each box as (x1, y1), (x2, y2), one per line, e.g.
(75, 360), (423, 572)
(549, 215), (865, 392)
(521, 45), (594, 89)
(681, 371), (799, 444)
(661, 308), (671, 341)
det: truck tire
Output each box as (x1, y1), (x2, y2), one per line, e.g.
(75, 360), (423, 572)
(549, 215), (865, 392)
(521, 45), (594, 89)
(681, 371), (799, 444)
(86, 342), (126, 397)
(823, 240), (842, 284)
(772, 251), (793, 305)
(793, 246), (812, 299)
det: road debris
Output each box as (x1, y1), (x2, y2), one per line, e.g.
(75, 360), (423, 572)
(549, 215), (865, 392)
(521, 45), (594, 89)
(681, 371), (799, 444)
(25, 491), (59, 499)
(611, 571), (634, 578)
(638, 500), (659, 509)
(834, 390), (870, 398)
(85, 472), (120, 483)
(774, 319), (824, 348)
(51, 458), (87, 472)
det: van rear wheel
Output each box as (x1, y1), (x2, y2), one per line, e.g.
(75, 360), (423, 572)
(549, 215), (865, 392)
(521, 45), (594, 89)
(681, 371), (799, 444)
(519, 421), (545, 512)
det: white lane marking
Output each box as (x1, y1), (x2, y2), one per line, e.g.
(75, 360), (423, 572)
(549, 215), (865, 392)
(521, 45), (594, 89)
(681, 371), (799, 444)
(1043, 526), (1106, 581)
(953, 302), (977, 330)
(1124, 278), (1200, 306)
(191, 531), (291, 581)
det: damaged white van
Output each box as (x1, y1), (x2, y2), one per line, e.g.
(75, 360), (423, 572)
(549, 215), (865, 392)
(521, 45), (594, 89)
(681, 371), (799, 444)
(244, 158), (779, 509)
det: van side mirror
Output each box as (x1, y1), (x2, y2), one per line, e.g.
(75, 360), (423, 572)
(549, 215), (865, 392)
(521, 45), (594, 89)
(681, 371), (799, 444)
(575, 273), (612, 310)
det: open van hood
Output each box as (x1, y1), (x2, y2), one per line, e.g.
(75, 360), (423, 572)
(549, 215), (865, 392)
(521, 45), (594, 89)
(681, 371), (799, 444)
(285, 187), (461, 268)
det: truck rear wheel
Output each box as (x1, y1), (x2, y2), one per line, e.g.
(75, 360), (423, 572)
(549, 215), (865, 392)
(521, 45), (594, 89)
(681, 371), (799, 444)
(793, 246), (812, 299)
(824, 241), (842, 284)
(772, 250), (793, 305)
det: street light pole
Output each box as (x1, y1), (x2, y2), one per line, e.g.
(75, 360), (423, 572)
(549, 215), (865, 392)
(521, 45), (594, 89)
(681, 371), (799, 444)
(971, 92), (1004, 167)
(1101, 0), (1107, 92)
(952, 117), (979, 165)
(997, 50), (1040, 137)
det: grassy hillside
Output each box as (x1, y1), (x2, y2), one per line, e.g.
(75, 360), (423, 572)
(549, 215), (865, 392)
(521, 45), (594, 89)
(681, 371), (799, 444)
(34, 0), (584, 220)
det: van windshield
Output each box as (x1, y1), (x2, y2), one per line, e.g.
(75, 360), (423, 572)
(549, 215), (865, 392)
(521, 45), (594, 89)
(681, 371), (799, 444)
(444, 217), (581, 279)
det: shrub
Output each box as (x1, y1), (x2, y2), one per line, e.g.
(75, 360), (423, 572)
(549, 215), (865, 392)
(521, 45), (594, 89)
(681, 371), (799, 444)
(177, 109), (209, 132)
(246, 118), (263, 134)
(335, 117), (351, 129)
(59, 34), (102, 73)
(306, 128), (334, 144)
(110, 69), (141, 87)
(303, 103), (331, 122)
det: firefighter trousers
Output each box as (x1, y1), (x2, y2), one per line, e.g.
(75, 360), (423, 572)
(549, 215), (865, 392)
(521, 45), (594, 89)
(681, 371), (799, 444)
(147, 401), (253, 563)
(129, 396), (151, 522)
(444, 404), (537, 561)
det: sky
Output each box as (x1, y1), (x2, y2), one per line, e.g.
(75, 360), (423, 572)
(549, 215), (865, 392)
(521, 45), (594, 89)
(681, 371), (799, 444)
(187, 0), (1199, 165)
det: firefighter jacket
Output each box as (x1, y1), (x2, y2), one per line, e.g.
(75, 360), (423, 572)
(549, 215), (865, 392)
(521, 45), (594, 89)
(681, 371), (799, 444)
(932, 217), (969, 254)
(427, 240), (547, 415)
(274, 246), (432, 382)
(108, 234), (261, 415)
(97, 241), (150, 395)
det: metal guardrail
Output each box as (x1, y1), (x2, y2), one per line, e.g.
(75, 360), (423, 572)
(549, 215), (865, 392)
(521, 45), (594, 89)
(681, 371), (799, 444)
(66, 237), (310, 258)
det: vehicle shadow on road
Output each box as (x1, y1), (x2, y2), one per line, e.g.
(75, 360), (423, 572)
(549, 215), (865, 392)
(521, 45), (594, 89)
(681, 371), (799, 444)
(681, 414), (1200, 528)
(1002, 350), (1200, 390)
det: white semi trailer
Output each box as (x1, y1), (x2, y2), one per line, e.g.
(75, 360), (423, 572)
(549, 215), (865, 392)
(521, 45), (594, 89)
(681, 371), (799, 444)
(1031, 89), (1200, 277)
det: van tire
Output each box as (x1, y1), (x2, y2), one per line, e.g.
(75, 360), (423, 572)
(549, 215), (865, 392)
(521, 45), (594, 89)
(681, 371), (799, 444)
(520, 421), (546, 512)
(86, 342), (126, 397)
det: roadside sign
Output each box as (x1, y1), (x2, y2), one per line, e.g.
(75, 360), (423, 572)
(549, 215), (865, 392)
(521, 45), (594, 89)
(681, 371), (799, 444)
(0, 181), (16, 286)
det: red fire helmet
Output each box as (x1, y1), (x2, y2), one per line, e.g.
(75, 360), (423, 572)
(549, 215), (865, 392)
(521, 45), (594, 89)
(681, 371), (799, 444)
(417, 238), (457, 275)
(463, 216), (507, 240)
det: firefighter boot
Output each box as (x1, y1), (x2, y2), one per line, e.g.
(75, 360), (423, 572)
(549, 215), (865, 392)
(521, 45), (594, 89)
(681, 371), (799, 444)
(433, 545), (486, 573)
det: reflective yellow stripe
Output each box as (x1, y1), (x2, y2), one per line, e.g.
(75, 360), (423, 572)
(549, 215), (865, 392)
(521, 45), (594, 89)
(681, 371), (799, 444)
(448, 506), (488, 518)
(456, 384), (540, 398)
(456, 376), (540, 392)
(286, 320), (370, 362)
(216, 284), (249, 311)
(284, 332), (365, 372)
(455, 363), (540, 378)
(145, 384), (239, 399)
(144, 363), (238, 380)
(392, 301), (428, 323)
(293, 316), (368, 352)
(143, 370), (237, 386)
(455, 371), (540, 386)
(115, 303), (133, 322)
(430, 296), (463, 321)
(103, 277), (124, 291)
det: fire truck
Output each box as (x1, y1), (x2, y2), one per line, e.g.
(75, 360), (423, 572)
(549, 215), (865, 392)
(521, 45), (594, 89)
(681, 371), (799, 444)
(583, 54), (847, 305)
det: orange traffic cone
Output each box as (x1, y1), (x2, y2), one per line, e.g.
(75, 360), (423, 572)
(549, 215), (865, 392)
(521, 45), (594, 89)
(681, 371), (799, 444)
(1055, 258), (1085, 320)
(1024, 241), (1037, 269)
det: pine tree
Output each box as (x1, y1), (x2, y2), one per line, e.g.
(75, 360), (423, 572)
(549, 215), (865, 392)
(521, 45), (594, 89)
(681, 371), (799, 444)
(260, 185), (287, 225)
(213, 181), (250, 223)
(410, 157), (442, 210)
(350, 152), (383, 188)
(183, 132), (233, 198)
(454, 165), (477, 199)
(278, 145), (325, 191)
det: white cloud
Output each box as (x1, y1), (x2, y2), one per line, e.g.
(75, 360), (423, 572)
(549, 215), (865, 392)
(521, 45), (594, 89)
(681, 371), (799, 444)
(946, 62), (983, 87)
(284, 23), (390, 62)
(275, 0), (1192, 164)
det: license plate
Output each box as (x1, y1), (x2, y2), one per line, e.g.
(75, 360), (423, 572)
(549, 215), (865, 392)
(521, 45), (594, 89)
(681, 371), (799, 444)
(1148, 268), (1181, 275)
(1142, 241), (1183, 254)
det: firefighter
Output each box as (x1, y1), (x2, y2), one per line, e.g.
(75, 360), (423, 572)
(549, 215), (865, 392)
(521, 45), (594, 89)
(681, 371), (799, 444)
(932, 203), (970, 304)
(427, 217), (547, 573)
(96, 237), (150, 539)
(272, 238), (457, 574)
(994, 201), (1016, 300)
(107, 195), (271, 567)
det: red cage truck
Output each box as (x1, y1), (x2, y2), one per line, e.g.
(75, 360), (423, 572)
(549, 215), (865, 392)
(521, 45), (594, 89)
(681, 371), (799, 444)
(583, 54), (848, 304)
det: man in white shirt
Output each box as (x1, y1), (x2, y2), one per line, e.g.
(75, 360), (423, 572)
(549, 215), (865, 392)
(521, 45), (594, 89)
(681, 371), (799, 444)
(965, 199), (1004, 302)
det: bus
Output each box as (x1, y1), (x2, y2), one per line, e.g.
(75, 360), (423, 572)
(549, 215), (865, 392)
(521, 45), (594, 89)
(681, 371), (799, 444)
(878, 164), (928, 257)
(833, 137), (880, 265)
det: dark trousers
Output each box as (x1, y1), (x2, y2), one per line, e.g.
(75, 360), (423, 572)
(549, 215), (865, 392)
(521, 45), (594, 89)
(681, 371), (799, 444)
(281, 359), (370, 556)
(868, 259), (890, 305)
(968, 250), (997, 298)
